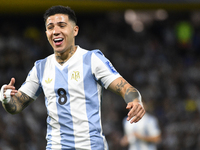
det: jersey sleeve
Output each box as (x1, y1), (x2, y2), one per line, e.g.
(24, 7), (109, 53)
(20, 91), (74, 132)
(19, 62), (42, 100)
(91, 50), (121, 89)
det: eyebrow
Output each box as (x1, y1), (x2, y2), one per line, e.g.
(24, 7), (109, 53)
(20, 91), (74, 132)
(46, 22), (67, 27)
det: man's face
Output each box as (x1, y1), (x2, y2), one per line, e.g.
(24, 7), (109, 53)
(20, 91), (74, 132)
(45, 14), (78, 53)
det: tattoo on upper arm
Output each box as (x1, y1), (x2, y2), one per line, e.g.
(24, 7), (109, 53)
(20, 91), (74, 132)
(124, 87), (140, 104)
(115, 80), (128, 93)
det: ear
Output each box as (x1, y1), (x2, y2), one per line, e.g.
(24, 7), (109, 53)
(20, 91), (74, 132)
(74, 25), (79, 37)
(45, 30), (48, 37)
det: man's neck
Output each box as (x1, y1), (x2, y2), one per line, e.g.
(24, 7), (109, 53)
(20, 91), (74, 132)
(55, 46), (77, 65)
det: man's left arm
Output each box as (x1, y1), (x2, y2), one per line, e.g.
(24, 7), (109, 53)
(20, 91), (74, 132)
(108, 77), (145, 123)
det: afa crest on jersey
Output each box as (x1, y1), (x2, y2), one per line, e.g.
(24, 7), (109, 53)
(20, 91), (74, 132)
(71, 71), (80, 81)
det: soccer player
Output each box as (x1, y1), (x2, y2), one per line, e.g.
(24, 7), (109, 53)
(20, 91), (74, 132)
(120, 101), (161, 150)
(0, 5), (145, 150)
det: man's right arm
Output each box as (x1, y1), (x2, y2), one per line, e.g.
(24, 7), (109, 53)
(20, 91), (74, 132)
(2, 91), (34, 114)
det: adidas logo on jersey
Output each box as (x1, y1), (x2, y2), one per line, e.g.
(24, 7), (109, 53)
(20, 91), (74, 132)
(45, 78), (53, 84)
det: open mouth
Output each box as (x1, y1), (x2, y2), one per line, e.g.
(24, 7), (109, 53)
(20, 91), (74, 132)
(53, 38), (64, 45)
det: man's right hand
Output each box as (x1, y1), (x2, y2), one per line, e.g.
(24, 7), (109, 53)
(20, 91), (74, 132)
(0, 78), (18, 103)
(5, 78), (18, 97)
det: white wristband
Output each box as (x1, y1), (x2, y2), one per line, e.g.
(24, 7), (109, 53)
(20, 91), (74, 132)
(0, 85), (6, 100)
(0, 85), (11, 104)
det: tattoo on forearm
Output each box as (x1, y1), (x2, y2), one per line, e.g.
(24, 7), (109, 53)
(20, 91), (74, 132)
(124, 87), (140, 103)
(4, 92), (32, 114)
(4, 98), (17, 114)
(115, 80), (128, 93)
(17, 92), (32, 109)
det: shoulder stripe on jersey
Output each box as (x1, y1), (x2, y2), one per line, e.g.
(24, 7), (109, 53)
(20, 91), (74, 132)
(92, 50), (118, 74)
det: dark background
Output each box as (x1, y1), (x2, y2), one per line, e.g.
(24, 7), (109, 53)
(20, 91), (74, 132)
(0, 0), (200, 150)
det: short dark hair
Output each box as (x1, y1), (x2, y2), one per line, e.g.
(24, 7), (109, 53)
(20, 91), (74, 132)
(43, 5), (77, 24)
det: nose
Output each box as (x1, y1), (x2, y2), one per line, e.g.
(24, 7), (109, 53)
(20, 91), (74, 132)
(53, 26), (60, 35)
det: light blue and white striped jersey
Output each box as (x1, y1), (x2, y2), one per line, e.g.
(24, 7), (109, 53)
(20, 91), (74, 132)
(123, 113), (161, 150)
(19, 46), (121, 150)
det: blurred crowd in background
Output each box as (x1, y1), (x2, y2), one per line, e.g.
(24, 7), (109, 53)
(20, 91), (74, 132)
(0, 9), (200, 150)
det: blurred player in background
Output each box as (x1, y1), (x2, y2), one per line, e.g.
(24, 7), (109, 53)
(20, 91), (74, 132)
(0, 5), (145, 150)
(120, 100), (161, 150)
